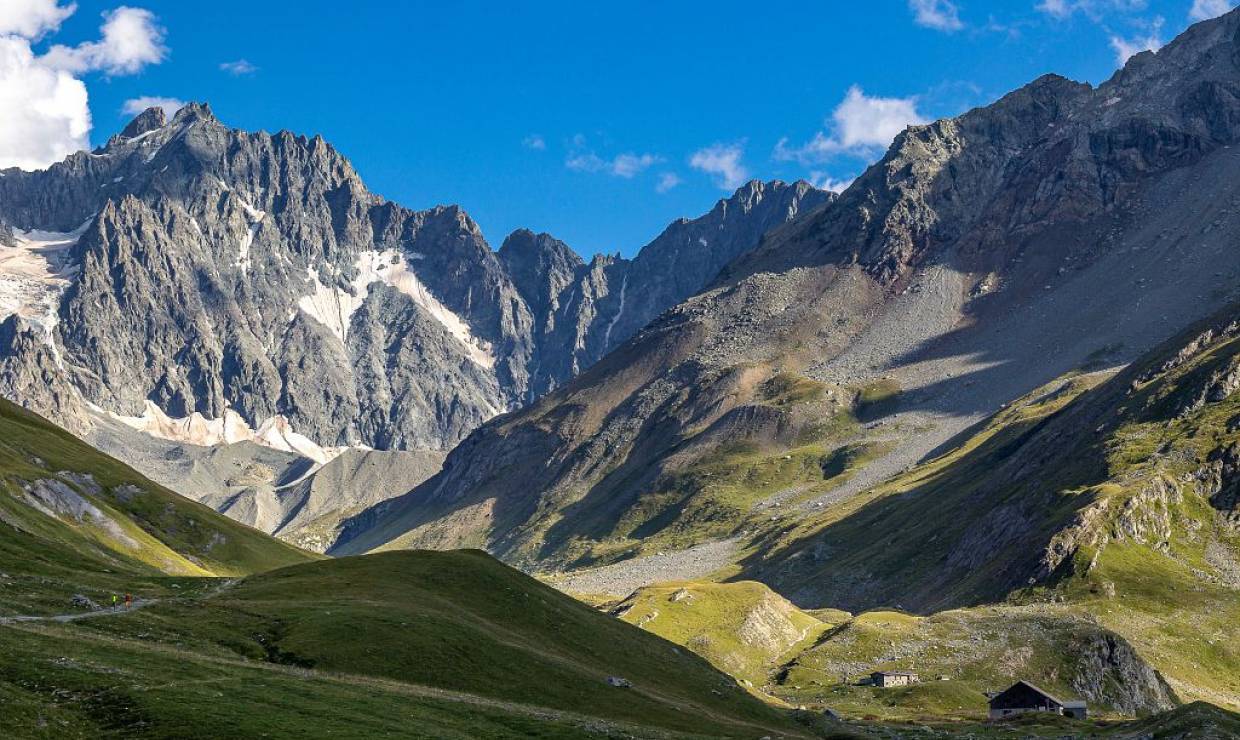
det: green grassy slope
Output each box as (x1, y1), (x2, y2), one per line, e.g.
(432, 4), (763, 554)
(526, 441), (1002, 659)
(350, 361), (894, 572)
(1, 550), (809, 738)
(612, 580), (835, 687)
(609, 581), (1178, 722)
(736, 304), (1240, 710)
(773, 606), (1174, 721)
(0, 398), (314, 614)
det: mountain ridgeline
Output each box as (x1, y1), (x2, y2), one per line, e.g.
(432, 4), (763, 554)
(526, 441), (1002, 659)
(331, 9), (1240, 565)
(0, 104), (830, 453)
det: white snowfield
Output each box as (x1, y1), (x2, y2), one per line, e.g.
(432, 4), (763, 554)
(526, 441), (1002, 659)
(297, 249), (496, 368)
(0, 223), (90, 361)
(235, 194), (266, 274)
(105, 400), (350, 466)
(602, 273), (627, 349)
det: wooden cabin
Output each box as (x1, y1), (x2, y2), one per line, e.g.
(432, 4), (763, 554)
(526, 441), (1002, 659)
(988, 680), (1087, 720)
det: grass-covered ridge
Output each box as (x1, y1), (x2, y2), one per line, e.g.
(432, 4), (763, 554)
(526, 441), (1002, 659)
(611, 580), (835, 686)
(517, 367), (896, 570)
(732, 305), (1240, 710)
(1, 550), (808, 738)
(0, 398), (313, 614)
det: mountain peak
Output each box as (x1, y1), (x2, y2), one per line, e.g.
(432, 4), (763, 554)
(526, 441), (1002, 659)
(172, 101), (217, 125)
(119, 107), (167, 139)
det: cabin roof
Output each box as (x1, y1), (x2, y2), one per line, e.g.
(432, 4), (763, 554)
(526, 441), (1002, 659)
(990, 680), (1067, 707)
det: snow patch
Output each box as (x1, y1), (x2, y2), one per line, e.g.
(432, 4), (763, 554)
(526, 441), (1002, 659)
(235, 194), (266, 274)
(125, 126), (164, 145)
(602, 274), (628, 349)
(353, 250), (496, 368)
(108, 401), (351, 466)
(0, 222), (90, 365)
(296, 250), (496, 368)
(296, 267), (362, 343)
(237, 196), (266, 223)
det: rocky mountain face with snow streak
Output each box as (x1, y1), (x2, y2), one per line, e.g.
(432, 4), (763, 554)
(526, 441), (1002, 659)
(502, 180), (833, 399)
(332, 10), (1240, 565)
(0, 103), (827, 456)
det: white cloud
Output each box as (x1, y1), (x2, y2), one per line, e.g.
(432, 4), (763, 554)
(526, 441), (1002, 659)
(1036, 0), (1148, 19)
(565, 138), (660, 178)
(610, 152), (658, 177)
(774, 86), (927, 164)
(565, 151), (603, 172)
(122, 95), (183, 118)
(1109, 16), (1163, 65)
(1037, 0), (1068, 15)
(809, 172), (854, 194)
(0, 35), (89, 170)
(1189, 0), (1234, 21)
(0, 0), (75, 39)
(522, 134), (545, 150)
(909, 0), (964, 31)
(42, 6), (166, 75)
(0, 2), (168, 170)
(655, 172), (681, 193)
(689, 142), (749, 190)
(219, 58), (257, 75)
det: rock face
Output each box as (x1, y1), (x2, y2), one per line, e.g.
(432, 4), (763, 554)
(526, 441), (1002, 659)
(332, 9), (1240, 566)
(1070, 633), (1177, 714)
(0, 103), (828, 455)
(500, 179), (832, 400)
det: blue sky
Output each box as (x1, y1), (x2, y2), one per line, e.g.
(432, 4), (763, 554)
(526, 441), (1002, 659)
(8, 0), (1234, 256)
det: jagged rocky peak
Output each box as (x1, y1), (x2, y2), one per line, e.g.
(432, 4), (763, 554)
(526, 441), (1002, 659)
(498, 229), (584, 312)
(119, 106), (167, 139)
(0, 101), (830, 469)
(732, 8), (1240, 288)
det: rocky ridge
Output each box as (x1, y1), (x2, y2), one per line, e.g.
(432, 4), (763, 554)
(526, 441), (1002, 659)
(0, 104), (828, 453)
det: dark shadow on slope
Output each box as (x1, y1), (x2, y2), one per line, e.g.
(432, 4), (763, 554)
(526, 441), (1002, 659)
(735, 301), (1240, 613)
(733, 398), (1111, 613)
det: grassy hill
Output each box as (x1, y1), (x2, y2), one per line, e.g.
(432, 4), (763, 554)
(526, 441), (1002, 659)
(611, 580), (837, 687)
(733, 304), (1240, 711)
(588, 305), (1238, 728)
(1, 550), (808, 738)
(598, 580), (1240, 736)
(0, 398), (314, 614)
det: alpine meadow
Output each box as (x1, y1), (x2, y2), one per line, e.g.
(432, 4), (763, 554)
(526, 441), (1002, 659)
(1, 1), (1239, 738)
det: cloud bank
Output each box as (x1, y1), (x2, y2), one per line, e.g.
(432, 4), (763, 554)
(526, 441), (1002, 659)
(909, 0), (964, 31)
(1109, 16), (1164, 66)
(775, 86), (927, 165)
(1189, 0), (1234, 21)
(0, 1), (167, 170)
(689, 142), (748, 190)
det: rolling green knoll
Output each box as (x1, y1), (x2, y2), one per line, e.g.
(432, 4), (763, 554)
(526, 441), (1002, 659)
(0, 398), (313, 615)
(1, 550), (808, 738)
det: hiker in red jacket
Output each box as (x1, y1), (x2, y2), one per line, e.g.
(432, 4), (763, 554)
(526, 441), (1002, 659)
(124, 593), (132, 610)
